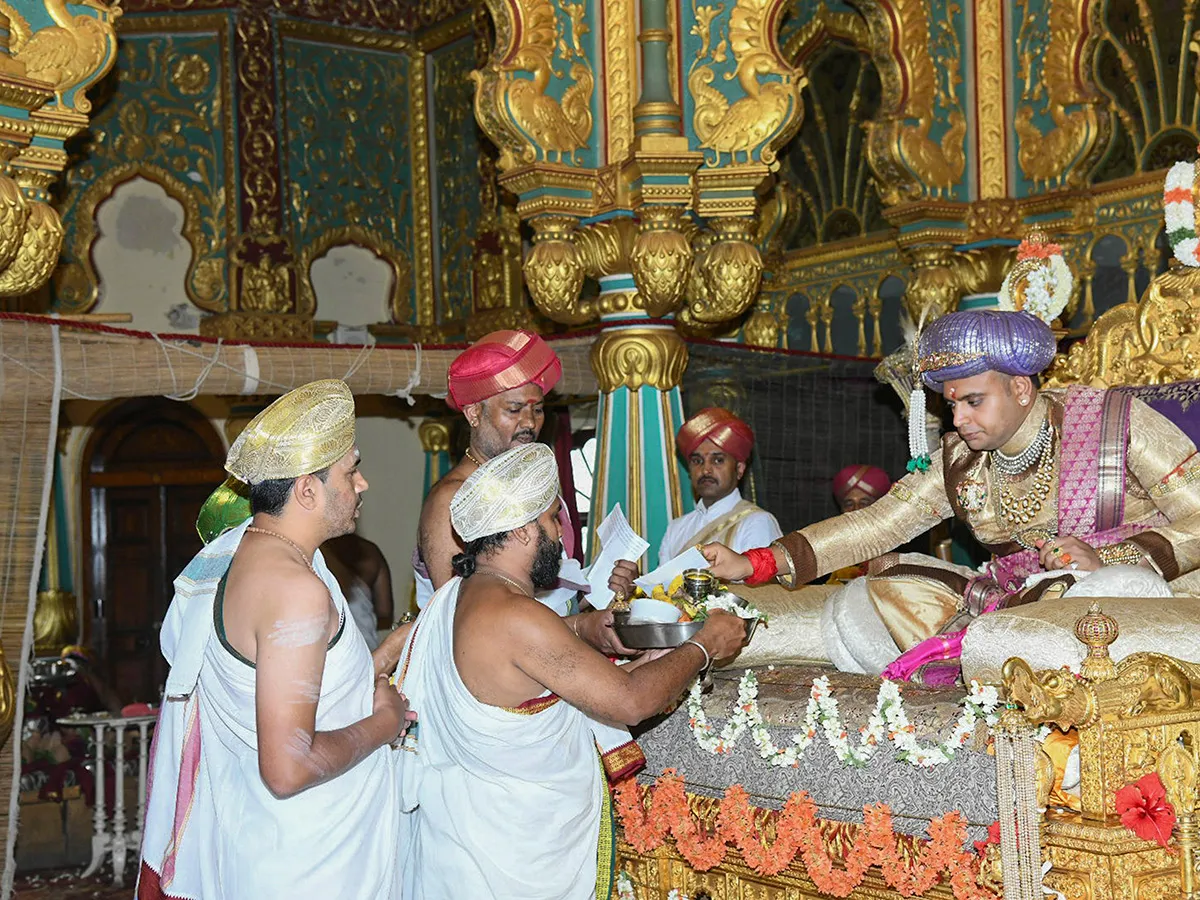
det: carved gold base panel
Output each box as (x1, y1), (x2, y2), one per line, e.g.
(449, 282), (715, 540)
(1042, 815), (1178, 900)
(617, 840), (963, 900)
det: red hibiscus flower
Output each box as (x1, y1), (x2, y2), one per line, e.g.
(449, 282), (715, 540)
(1115, 773), (1176, 847)
(974, 820), (1001, 856)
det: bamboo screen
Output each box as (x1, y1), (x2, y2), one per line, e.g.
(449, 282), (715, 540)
(0, 315), (598, 894)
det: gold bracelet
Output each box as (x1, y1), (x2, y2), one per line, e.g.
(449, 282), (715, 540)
(1096, 542), (1144, 567)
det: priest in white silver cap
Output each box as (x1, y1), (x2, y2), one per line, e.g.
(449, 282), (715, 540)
(140, 380), (413, 900)
(396, 443), (748, 900)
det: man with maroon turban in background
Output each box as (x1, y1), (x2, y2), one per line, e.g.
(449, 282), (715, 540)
(658, 408), (782, 566)
(832, 464), (892, 514)
(414, 329), (644, 783)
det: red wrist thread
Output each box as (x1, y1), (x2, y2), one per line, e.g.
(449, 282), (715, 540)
(743, 547), (778, 586)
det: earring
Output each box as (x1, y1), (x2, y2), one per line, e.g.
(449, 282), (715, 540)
(1020, 397), (1029, 406)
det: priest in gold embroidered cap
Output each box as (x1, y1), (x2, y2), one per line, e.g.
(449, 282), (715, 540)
(702, 234), (1200, 686)
(397, 443), (748, 900)
(142, 378), (413, 900)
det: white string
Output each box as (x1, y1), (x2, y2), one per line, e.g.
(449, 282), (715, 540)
(153, 334), (224, 401)
(393, 342), (421, 406)
(341, 333), (376, 381)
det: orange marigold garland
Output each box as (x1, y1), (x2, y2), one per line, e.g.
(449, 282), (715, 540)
(616, 774), (999, 900)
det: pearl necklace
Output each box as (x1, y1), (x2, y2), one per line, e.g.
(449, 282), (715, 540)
(992, 415), (1052, 477)
(246, 526), (316, 574)
(993, 430), (1056, 530)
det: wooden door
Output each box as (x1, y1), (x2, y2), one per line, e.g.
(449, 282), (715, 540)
(83, 400), (226, 704)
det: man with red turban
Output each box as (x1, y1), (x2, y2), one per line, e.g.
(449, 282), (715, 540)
(832, 464), (893, 513)
(414, 329), (644, 782)
(658, 408), (782, 566)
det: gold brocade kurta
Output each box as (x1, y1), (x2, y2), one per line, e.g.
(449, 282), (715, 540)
(776, 390), (1200, 589)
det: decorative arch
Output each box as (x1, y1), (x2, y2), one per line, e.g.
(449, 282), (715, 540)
(52, 164), (227, 314)
(297, 225), (414, 323)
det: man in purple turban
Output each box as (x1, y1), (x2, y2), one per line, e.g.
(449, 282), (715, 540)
(703, 308), (1200, 683)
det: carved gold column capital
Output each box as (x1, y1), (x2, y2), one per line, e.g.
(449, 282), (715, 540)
(693, 217), (762, 324)
(630, 205), (693, 316)
(576, 216), (638, 278)
(34, 589), (77, 657)
(590, 326), (688, 392)
(418, 419), (453, 454)
(523, 214), (593, 325)
(0, 166), (62, 297)
(902, 243), (1014, 324)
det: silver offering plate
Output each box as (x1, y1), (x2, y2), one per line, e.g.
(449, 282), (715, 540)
(612, 597), (759, 650)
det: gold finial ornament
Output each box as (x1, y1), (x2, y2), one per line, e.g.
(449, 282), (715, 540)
(630, 206), (693, 317)
(523, 215), (591, 325)
(0, 198), (63, 297)
(418, 419), (452, 454)
(225, 379), (356, 485)
(1075, 601), (1119, 682)
(695, 217), (762, 323)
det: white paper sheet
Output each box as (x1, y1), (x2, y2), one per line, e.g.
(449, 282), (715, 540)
(585, 504), (649, 609)
(634, 546), (710, 594)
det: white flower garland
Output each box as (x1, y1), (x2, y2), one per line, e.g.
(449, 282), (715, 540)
(998, 250), (1073, 324)
(687, 670), (1004, 769)
(616, 872), (636, 900)
(1165, 160), (1200, 266)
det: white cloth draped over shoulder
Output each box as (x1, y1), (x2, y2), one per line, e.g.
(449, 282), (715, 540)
(138, 520), (402, 900)
(657, 488), (783, 567)
(397, 577), (612, 900)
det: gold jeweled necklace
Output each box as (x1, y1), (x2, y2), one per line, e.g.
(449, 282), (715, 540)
(478, 569), (533, 597)
(992, 430), (1057, 530)
(464, 446), (486, 467)
(246, 526), (317, 574)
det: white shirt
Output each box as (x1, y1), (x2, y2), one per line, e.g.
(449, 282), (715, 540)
(657, 488), (783, 566)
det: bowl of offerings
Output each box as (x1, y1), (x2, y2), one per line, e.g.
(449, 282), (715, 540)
(611, 569), (762, 649)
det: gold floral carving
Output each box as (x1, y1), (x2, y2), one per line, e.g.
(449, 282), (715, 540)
(1046, 262), (1200, 388)
(1013, 0), (1109, 190)
(691, 217), (762, 323)
(590, 327), (688, 392)
(743, 300), (781, 347)
(298, 225), (414, 323)
(602, 0), (635, 164)
(0, 169), (28, 274)
(409, 46), (436, 329)
(630, 206), (693, 317)
(523, 215), (592, 324)
(687, 0), (804, 166)
(9, 0), (120, 114)
(973, 0), (1005, 198)
(475, 0), (594, 167)
(575, 215), (637, 278)
(859, 0), (966, 203)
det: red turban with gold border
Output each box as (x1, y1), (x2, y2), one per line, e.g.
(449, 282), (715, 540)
(676, 408), (755, 463)
(447, 330), (562, 411)
(832, 464), (892, 504)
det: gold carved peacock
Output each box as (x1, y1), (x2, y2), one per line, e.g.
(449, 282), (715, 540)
(500, 0), (593, 164)
(688, 0), (803, 165)
(8, 0), (120, 114)
(1013, 0), (1106, 189)
(862, 0), (965, 202)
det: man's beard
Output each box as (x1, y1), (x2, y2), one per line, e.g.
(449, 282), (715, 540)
(530, 524), (562, 590)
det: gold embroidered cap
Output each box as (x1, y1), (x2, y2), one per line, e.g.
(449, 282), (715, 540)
(450, 443), (560, 542)
(225, 379), (356, 485)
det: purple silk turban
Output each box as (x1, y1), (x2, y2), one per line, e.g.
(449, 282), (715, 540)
(917, 310), (1057, 392)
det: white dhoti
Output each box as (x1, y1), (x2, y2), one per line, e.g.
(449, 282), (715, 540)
(138, 521), (402, 900)
(399, 577), (612, 900)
